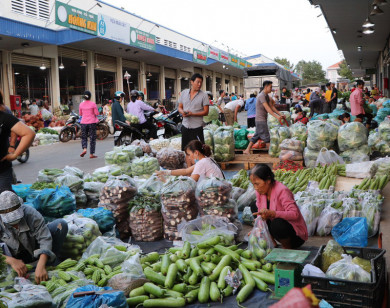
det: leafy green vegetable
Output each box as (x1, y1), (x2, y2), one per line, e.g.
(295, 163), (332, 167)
(38, 128), (59, 135)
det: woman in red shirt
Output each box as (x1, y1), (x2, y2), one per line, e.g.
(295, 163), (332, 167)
(295, 110), (309, 125)
(250, 164), (308, 249)
(79, 91), (99, 158)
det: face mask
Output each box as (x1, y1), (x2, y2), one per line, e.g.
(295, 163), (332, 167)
(194, 159), (199, 164)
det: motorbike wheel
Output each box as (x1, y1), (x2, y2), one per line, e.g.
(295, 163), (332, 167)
(116, 133), (136, 146)
(96, 123), (109, 140)
(17, 149), (29, 163)
(59, 128), (74, 142)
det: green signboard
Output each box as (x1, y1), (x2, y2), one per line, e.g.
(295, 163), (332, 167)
(130, 27), (156, 51)
(193, 49), (208, 65)
(55, 1), (97, 35)
(229, 54), (239, 67)
(239, 58), (247, 69)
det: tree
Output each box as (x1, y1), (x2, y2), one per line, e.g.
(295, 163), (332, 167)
(338, 60), (353, 81)
(295, 60), (327, 85)
(274, 57), (294, 71)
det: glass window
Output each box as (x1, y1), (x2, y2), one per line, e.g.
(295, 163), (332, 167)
(95, 70), (116, 105)
(58, 57), (86, 106)
(165, 78), (175, 99)
(123, 68), (139, 101)
(146, 73), (159, 100)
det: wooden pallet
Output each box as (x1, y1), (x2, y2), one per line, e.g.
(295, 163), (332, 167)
(218, 154), (280, 170)
(234, 147), (269, 154)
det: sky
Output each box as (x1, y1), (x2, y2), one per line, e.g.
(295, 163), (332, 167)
(105, 0), (342, 70)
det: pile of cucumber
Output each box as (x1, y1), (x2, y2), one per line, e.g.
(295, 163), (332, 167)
(127, 235), (276, 307)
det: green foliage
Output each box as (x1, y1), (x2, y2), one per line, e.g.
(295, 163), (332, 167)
(338, 60), (353, 81)
(274, 57), (294, 71)
(295, 60), (327, 85)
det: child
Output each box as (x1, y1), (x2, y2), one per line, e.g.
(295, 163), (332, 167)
(296, 110), (308, 125)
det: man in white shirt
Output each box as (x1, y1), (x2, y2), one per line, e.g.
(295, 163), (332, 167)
(223, 96), (244, 126)
(29, 100), (39, 116)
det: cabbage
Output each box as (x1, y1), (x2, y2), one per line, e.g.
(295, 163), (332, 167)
(339, 145), (370, 164)
(304, 147), (319, 168)
(379, 118), (390, 141)
(338, 122), (367, 151)
(204, 129), (214, 152)
(289, 122), (308, 143)
(213, 127), (235, 162)
(307, 120), (338, 151)
(268, 127), (290, 158)
(267, 111), (291, 129)
(203, 106), (219, 123)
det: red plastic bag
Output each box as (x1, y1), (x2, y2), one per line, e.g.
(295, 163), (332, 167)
(270, 285), (319, 308)
(252, 140), (266, 149)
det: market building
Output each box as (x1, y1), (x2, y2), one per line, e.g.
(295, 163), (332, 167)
(0, 0), (250, 113)
(309, 0), (390, 97)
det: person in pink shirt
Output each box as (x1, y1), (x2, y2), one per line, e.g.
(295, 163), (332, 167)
(349, 80), (373, 128)
(250, 164), (308, 249)
(79, 91), (99, 158)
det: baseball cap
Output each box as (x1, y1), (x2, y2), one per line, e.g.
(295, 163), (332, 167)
(0, 191), (24, 224)
(295, 104), (302, 110)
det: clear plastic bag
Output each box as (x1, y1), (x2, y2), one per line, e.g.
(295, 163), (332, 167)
(55, 174), (84, 192)
(74, 189), (87, 208)
(37, 168), (64, 183)
(169, 137), (181, 150)
(242, 206), (255, 226)
(213, 126), (235, 162)
(83, 181), (104, 199)
(307, 120), (338, 151)
(345, 161), (376, 178)
(131, 156), (160, 178)
(326, 254), (371, 282)
(321, 239), (343, 272)
(149, 139), (170, 151)
(131, 139), (152, 154)
(204, 129), (214, 152)
(108, 273), (147, 297)
(196, 177), (232, 208)
(247, 217), (274, 259)
(338, 122), (368, 152)
(279, 150), (303, 161)
(299, 202), (326, 236)
(315, 147), (344, 166)
(279, 138), (304, 152)
(61, 213), (102, 259)
(156, 148), (185, 170)
(92, 166), (122, 183)
(178, 215), (237, 245)
(316, 206), (343, 236)
(120, 144), (143, 159)
(237, 184), (256, 211)
(138, 174), (167, 197)
(2, 282), (53, 308)
(63, 166), (84, 178)
(303, 147), (319, 168)
(289, 122), (308, 143)
(33, 186), (76, 218)
(340, 145), (370, 164)
(231, 186), (246, 202)
(77, 207), (115, 234)
(378, 117), (390, 141)
(200, 199), (238, 222)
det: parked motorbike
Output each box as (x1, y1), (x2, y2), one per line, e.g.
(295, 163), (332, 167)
(153, 109), (182, 138)
(59, 112), (109, 142)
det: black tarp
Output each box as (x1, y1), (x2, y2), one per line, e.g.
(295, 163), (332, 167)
(244, 63), (293, 83)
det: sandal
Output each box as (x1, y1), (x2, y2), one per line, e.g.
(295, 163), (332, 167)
(90, 155), (98, 159)
(80, 150), (87, 157)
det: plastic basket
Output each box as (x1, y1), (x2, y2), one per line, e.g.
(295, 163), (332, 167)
(302, 245), (386, 308)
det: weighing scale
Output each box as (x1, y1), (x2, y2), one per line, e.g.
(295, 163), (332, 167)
(265, 248), (310, 299)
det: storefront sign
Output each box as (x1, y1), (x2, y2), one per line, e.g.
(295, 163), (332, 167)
(219, 51), (229, 63)
(229, 54), (239, 67)
(193, 49), (208, 65)
(208, 46), (220, 61)
(98, 14), (130, 44)
(246, 62), (253, 68)
(55, 1), (97, 35)
(239, 58), (247, 69)
(130, 27), (156, 51)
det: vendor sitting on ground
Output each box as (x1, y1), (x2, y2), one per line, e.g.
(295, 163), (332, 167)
(250, 164), (308, 249)
(0, 191), (68, 284)
(156, 140), (224, 182)
(338, 112), (351, 125)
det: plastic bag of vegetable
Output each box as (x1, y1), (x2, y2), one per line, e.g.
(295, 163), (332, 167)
(200, 198), (238, 222)
(99, 176), (137, 239)
(63, 166), (84, 178)
(213, 126), (235, 162)
(242, 206), (254, 226)
(231, 186), (246, 201)
(230, 169), (250, 190)
(378, 117), (390, 141)
(237, 183), (257, 211)
(280, 138), (304, 152)
(204, 105), (219, 123)
(196, 177), (232, 208)
(178, 215), (237, 245)
(131, 139), (152, 154)
(156, 148), (185, 170)
(1, 282), (53, 308)
(204, 129), (214, 152)
(289, 122), (308, 143)
(149, 139), (170, 152)
(269, 127), (280, 157)
(129, 195), (163, 241)
(326, 254), (371, 283)
(61, 213), (101, 259)
(92, 166), (122, 183)
(50, 279), (93, 308)
(37, 168), (64, 183)
(137, 174), (167, 198)
(77, 207), (115, 233)
(131, 156), (160, 178)
(338, 122), (368, 152)
(279, 150), (303, 161)
(83, 181), (104, 200)
(120, 144), (143, 158)
(55, 174), (84, 192)
(161, 176), (198, 240)
(247, 216), (274, 259)
(104, 151), (116, 165)
(33, 186), (76, 218)
(307, 120), (338, 151)
(169, 137), (181, 150)
(321, 239), (343, 272)
(66, 285), (128, 308)
(74, 189), (87, 208)
(316, 206), (343, 236)
(299, 202), (326, 236)
(340, 145), (370, 164)
(267, 111), (291, 129)
(315, 147), (344, 166)
(332, 217), (368, 247)
(12, 184), (32, 201)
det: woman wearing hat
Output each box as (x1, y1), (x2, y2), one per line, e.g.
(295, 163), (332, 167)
(0, 191), (68, 283)
(79, 91), (99, 158)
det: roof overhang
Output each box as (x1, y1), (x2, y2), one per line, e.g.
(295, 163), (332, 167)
(309, 0), (390, 77)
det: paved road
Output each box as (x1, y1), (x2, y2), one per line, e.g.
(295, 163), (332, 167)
(13, 111), (249, 184)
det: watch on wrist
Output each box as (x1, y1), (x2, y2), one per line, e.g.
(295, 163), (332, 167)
(9, 145), (15, 149)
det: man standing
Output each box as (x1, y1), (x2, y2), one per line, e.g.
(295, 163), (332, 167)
(350, 80), (373, 129)
(28, 100), (39, 116)
(309, 87), (323, 118)
(216, 90), (226, 123)
(280, 87), (288, 105)
(224, 96), (244, 126)
(292, 88), (300, 106)
(323, 83), (332, 114)
(330, 82), (338, 111)
(243, 81), (285, 154)
(178, 73), (209, 151)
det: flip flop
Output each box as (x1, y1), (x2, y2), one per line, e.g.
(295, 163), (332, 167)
(90, 155), (98, 159)
(80, 150), (87, 157)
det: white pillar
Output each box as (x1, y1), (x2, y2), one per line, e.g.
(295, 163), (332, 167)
(140, 62), (147, 100)
(50, 47), (60, 110)
(116, 57), (123, 92)
(160, 66), (165, 100)
(86, 51), (96, 103)
(176, 69), (181, 99)
(212, 71), (217, 99)
(201, 68), (206, 92)
(2, 51), (12, 108)
(229, 75), (233, 94)
(221, 73), (226, 93)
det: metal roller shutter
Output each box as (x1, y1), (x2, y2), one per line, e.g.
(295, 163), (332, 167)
(58, 47), (84, 60)
(122, 59), (139, 70)
(12, 53), (51, 67)
(95, 54), (116, 72)
(164, 68), (176, 79)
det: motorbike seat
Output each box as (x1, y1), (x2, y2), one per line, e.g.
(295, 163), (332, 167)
(115, 120), (131, 129)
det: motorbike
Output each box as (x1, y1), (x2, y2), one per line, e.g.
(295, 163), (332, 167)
(59, 112), (109, 142)
(153, 109), (182, 138)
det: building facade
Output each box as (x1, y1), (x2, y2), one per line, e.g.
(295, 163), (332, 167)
(0, 0), (250, 112)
